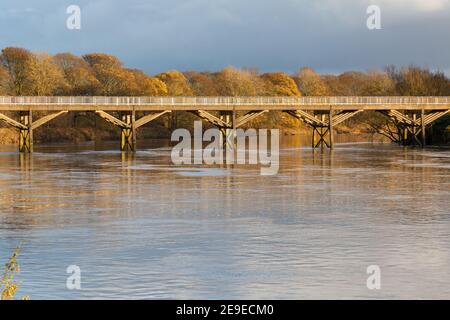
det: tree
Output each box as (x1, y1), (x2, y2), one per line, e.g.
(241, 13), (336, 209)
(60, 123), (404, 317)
(156, 70), (193, 96)
(213, 67), (264, 96)
(360, 71), (396, 96)
(261, 72), (301, 96)
(296, 68), (329, 96)
(82, 53), (122, 69)
(54, 53), (101, 95)
(387, 65), (450, 96)
(0, 65), (11, 95)
(184, 71), (219, 96)
(127, 69), (168, 96)
(83, 53), (129, 95)
(0, 47), (35, 95)
(27, 53), (68, 96)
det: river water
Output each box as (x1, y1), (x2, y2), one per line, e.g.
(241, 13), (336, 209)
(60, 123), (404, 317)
(0, 135), (449, 299)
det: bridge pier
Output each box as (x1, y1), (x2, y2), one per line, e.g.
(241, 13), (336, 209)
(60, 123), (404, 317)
(191, 110), (268, 149)
(95, 110), (170, 152)
(285, 108), (362, 149)
(0, 110), (68, 153)
(120, 111), (136, 152)
(19, 111), (33, 153)
(220, 112), (234, 149)
(311, 112), (333, 149)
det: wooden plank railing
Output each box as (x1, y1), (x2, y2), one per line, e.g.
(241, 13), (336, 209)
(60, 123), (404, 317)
(0, 96), (450, 106)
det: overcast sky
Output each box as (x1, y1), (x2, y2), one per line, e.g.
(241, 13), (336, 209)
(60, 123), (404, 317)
(0, 0), (449, 75)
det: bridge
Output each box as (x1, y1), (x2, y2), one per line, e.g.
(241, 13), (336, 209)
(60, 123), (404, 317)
(0, 96), (449, 152)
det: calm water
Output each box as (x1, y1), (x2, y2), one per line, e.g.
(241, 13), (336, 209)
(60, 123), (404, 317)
(1, 136), (450, 299)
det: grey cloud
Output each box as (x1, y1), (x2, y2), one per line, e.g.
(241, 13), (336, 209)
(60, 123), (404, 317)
(0, 0), (449, 75)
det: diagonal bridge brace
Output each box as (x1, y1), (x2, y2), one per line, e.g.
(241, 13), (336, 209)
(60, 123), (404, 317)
(285, 109), (363, 149)
(0, 112), (28, 130)
(379, 109), (450, 146)
(191, 110), (269, 129)
(134, 111), (171, 129)
(190, 110), (231, 129)
(0, 111), (69, 152)
(95, 110), (171, 151)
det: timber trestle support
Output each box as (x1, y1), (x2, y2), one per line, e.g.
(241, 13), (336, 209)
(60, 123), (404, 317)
(285, 109), (363, 149)
(190, 110), (269, 148)
(95, 110), (171, 152)
(0, 110), (68, 153)
(378, 109), (450, 147)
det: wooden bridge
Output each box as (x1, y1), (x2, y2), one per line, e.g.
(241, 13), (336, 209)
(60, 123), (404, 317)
(0, 96), (449, 152)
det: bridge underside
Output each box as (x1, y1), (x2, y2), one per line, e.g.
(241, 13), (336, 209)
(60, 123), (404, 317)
(0, 107), (449, 152)
(376, 109), (450, 146)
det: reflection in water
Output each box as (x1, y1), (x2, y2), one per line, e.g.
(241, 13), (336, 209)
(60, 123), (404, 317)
(0, 135), (450, 299)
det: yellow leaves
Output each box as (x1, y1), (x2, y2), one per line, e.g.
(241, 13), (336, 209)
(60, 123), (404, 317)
(82, 53), (122, 69)
(27, 53), (68, 96)
(156, 71), (193, 96)
(296, 67), (330, 96)
(0, 47), (36, 95)
(261, 72), (301, 96)
(147, 77), (168, 96)
(214, 67), (264, 96)
(0, 65), (11, 95)
(1, 245), (28, 301)
(54, 53), (101, 95)
(127, 70), (168, 96)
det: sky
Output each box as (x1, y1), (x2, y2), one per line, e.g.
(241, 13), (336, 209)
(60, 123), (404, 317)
(0, 0), (449, 75)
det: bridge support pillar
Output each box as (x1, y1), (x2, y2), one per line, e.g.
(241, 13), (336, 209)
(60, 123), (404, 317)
(285, 108), (363, 150)
(191, 109), (265, 150)
(421, 109), (426, 147)
(19, 111), (33, 153)
(219, 111), (235, 149)
(95, 110), (169, 152)
(311, 112), (333, 149)
(120, 111), (136, 152)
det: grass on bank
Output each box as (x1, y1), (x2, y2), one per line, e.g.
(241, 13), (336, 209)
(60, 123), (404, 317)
(1, 246), (29, 300)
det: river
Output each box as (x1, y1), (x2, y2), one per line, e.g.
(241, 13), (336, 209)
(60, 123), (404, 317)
(1, 135), (450, 299)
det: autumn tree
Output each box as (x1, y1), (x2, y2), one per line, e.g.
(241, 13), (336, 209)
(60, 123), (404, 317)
(83, 53), (130, 95)
(0, 66), (11, 95)
(54, 53), (101, 95)
(387, 65), (450, 96)
(27, 53), (68, 96)
(184, 71), (218, 96)
(360, 71), (396, 96)
(0, 47), (35, 95)
(127, 69), (168, 96)
(261, 72), (301, 96)
(213, 67), (265, 96)
(296, 68), (329, 96)
(156, 70), (193, 96)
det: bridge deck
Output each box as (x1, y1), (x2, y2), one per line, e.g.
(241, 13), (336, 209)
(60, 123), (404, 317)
(0, 96), (450, 111)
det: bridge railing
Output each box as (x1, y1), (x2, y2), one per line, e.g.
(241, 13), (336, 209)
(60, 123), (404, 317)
(0, 96), (450, 105)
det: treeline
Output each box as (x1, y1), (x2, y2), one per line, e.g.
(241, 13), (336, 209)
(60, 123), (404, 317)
(1, 47), (450, 97)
